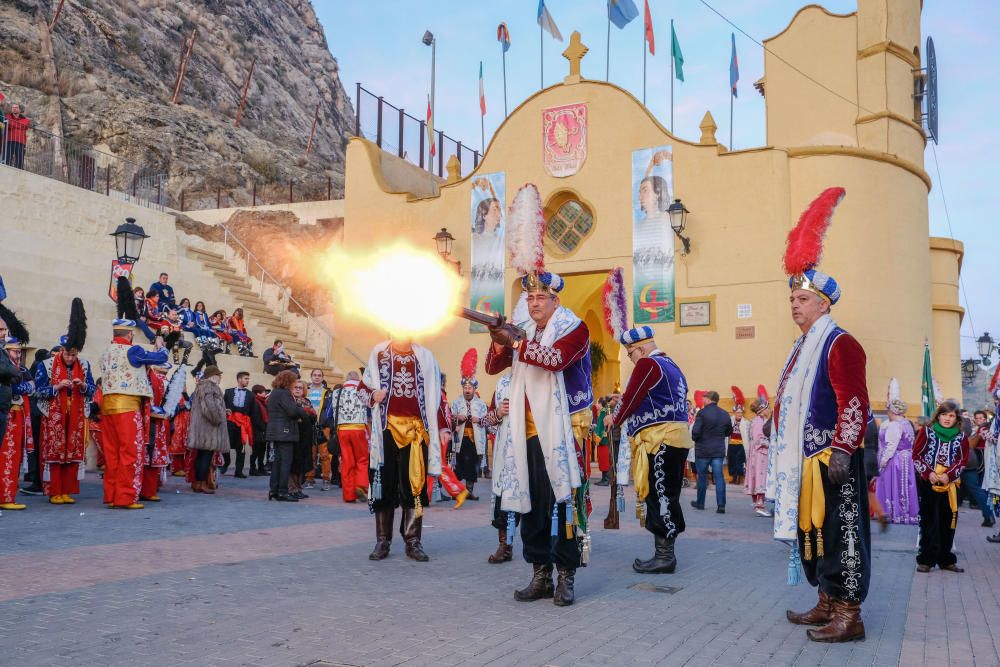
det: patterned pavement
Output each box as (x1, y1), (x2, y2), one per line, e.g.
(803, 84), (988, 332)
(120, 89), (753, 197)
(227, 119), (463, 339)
(1, 470), (998, 667)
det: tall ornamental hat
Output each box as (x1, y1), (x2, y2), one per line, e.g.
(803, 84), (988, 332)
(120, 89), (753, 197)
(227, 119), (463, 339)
(459, 348), (479, 388)
(507, 183), (563, 296)
(887, 378), (907, 416)
(783, 187), (846, 305)
(731, 386), (746, 412)
(752, 384), (770, 413)
(61, 298), (87, 352)
(0, 302), (30, 350)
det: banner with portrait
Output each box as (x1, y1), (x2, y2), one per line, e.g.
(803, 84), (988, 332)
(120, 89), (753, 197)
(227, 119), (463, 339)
(469, 172), (506, 332)
(631, 145), (675, 324)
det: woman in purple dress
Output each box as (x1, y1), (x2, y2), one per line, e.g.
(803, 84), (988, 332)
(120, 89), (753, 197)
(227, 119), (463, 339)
(875, 379), (919, 524)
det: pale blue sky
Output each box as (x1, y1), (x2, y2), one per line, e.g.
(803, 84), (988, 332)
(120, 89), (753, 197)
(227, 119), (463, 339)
(316, 1), (998, 362)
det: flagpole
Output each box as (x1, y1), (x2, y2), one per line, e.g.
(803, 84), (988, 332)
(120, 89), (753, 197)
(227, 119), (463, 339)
(642, 20), (647, 105)
(670, 18), (674, 133)
(729, 91), (733, 149)
(502, 47), (508, 117)
(540, 23), (544, 89)
(606, 8), (611, 82)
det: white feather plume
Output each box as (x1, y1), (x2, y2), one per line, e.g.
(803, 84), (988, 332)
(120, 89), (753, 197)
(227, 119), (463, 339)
(506, 183), (545, 276)
(511, 292), (529, 325)
(602, 267), (628, 339)
(163, 364), (188, 418)
(887, 377), (900, 404)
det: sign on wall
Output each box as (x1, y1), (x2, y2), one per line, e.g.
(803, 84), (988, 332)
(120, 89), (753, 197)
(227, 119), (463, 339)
(108, 260), (134, 302)
(631, 145), (675, 323)
(542, 103), (587, 177)
(469, 173), (506, 332)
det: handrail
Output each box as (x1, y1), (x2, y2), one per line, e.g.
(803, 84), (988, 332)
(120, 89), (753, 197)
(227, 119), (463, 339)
(219, 223), (336, 367)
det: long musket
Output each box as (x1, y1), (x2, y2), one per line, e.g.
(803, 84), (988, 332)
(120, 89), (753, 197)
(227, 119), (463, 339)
(604, 423), (621, 529)
(456, 307), (526, 344)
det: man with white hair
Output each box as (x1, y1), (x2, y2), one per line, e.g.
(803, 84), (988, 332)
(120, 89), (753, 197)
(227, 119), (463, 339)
(328, 370), (371, 503)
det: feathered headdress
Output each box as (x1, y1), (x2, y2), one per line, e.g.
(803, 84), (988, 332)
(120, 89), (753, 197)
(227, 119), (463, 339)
(602, 267), (628, 339)
(163, 364), (188, 418)
(784, 187), (846, 304)
(64, 298), (87, 352)
(731, 385), (746, 410)
(0, 303), (30, 345)
(460, 347), (478, 387)
(116, 276), (138, 321)
(988, 364), (1000, 396)
(753, 384), (770, 412)
(506, 184), (545, 277)
(887, 377), (907, 415)
(694, 390), (706, 410)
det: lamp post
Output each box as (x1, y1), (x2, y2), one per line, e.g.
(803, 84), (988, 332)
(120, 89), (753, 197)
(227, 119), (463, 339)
(433, 227), (462, 275)
(423, 30), (436, 171)
(976, 331), (995, 365)
(110, 217), (149, 264)
(961, 358), (979, 385)
(666, 198), (691, 255)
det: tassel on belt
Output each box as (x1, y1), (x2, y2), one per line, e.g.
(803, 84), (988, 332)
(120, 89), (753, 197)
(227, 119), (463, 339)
(386, 415), (429, 516)
(932, 464), (960, 529)
(798, 448), (832, 561)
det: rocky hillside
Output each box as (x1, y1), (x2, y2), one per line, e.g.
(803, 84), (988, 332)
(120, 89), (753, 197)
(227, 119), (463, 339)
(0, 0), (353, 208)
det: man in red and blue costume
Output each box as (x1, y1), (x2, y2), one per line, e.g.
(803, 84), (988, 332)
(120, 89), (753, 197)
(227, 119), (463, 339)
(0, 334), (35, 510)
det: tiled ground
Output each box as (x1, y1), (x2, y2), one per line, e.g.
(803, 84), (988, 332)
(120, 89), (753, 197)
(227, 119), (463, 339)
(1, 470), (997, 666)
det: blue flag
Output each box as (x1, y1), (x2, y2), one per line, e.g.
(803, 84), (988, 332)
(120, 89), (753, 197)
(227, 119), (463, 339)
(608, 0), (640, 29)
(729, 32), (739, 97)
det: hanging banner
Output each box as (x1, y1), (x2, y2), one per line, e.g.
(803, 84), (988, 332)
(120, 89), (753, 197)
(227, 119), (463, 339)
(469, 173), (506, 332)
(631, 145), (675, 323)
(542, 102), (587, 177)
(108, 260), (134, 302)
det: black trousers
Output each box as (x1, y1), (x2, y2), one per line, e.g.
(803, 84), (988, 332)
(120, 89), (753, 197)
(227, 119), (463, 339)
(370, 429), (429, 511)
(492, 495), (522, 531)
(251, 433), (267, 472)
(644, 445), (688, 539)
(798, 449), (871, 603)
(225, 423), (246, 474)
(456, 436), (479, 485)
(193, 449), (213, 482)
(269, 441), (294, 496)
(727, 444), (746, 478)
(916, 478), (959, 568)
(520, 435), (581, 568)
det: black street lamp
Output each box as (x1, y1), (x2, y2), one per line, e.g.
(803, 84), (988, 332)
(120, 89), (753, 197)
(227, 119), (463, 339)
(961, 358), (979, 384)
(110, 217), (149, 264)
(976, 332), (995, 365)
(433, 227), (461, 275)
(667, 198), (691, 255)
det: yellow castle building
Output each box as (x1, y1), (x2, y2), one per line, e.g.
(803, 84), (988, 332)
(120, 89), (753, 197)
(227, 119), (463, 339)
(335, 0), (962, 412)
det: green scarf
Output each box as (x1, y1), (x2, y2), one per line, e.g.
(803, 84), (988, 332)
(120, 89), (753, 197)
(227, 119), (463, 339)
(932, 422), (960, 440)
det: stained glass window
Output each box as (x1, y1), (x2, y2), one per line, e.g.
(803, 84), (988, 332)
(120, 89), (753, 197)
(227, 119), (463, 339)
(546, 198), (593, 254)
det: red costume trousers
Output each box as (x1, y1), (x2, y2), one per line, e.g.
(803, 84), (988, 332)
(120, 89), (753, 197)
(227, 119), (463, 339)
(141, 467), (162, 499)
(102, 410), (144, 506)
(0, 409), (28, 503)
(597, 443), (610, 473)
(43, 462), (80, 497)
(337, 427), (370, 502)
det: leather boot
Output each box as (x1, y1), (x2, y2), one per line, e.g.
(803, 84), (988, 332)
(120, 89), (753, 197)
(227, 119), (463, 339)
(553, 565), (576, 607)
(369, 509), (393, 560)
(514, 563), (554, 601)
(806, 598), (866, 643)
(595, 472), (610, 486)
(632, 535), (676, 573)
(488, 529), (513, 563)
(402, 509), (429, 561)
(786, 590), (833, 626)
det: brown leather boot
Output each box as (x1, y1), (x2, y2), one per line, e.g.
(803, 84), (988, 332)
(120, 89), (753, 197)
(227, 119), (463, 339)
(553, 565), (576, 607)
(786, 590), (833, 626)
(514, 563), (554, 601)
(402, 509), (429, 561)
(806, 598), (865, 643)
(488, 529), (513, 563)
(369, 509), (393, 560)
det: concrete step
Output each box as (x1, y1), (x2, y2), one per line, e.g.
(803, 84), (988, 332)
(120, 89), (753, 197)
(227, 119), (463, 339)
(186, 247), (225, 261)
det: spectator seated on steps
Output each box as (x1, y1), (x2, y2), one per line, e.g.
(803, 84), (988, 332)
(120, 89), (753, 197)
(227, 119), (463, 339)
(226, 308), (255, 357)
(263, 340), (299, 377)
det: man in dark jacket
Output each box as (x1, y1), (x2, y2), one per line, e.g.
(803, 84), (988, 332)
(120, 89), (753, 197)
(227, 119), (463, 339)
(222, 371), (263, 477)
(690, 390), (733, 513)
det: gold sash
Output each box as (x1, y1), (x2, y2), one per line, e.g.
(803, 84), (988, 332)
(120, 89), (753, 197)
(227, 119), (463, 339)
(386, 414), (429, 515)
(102, 394), (141, 415)
(798, 448), (832, 560)
(932, 464), (960, 529)
(630, 423), (694, 501)
(571, 409), (592, 450)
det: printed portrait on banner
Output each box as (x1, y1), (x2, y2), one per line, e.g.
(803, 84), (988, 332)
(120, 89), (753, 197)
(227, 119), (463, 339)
(542, 102), (587, 177)
(631, 145), (675, 324)
(469, 173), (506, 332)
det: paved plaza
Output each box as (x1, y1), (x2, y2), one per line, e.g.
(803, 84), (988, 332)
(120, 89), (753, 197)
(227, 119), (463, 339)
(1, 471), (998, 667)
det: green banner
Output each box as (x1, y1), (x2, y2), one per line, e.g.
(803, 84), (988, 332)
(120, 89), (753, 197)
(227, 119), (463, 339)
(631, 146), (675, 324)
(921, 343), (936, 418)
(469, 173), (506, 332)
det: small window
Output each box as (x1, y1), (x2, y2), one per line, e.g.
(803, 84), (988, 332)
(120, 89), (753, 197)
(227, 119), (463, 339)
(546, 197), (594, 254)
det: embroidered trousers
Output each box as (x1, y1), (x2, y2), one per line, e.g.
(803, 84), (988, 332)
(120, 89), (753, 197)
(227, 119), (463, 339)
(644, 444), (688, 539)
(43, 462), (80, 498)
(0, 408), (28, 503)
(338, 427), (370, 501)
(797, 448), (871, 603)
(101, 411), (144, 506)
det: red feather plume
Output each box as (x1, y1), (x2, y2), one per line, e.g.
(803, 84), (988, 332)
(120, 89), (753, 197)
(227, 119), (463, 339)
(460, 348), (478, 378)
(783, 187), (846, 276)
(694, 390), (706, 410)
(757, 384), (769, 402)
(731, 385), (745, 408)
(988, 364), (1000, 394)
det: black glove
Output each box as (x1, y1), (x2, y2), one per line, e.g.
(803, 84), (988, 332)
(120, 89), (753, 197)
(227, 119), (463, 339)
(827, 449), (852, 485)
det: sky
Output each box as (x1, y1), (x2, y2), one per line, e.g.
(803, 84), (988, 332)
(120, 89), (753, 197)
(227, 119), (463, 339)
(316, 0), (999, 362)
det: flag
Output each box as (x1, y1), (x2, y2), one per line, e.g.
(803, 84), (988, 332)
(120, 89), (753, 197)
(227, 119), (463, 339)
(479, 62), (486, 116)
(644, 0), (655, 55)
(921, 343), (936, 418)
(671, 21), (684, 82)
(608, 0), (639, 29)
(729, 32), (739, 97)
(537, 0), (563, 41)
(497, 22), (511, 52)
(426, 95), (435, 158)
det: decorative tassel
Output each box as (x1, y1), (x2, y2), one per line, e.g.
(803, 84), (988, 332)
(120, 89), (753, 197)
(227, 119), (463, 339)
(78, 462), (85, 480)
(566, 496), (576, 539)
(787, 545), (802, 585)
(636, 500), (646, 528)
(506, 512), (515, 544)
(43, 462), (50, 482)
(803, 532), (812, 561)
(414, 495), (422, 518)
(616, 484), (625, 512)
(815, 528), (824, 558)
(21, 454), (28, 474)
(372, 467), (382, 500)
(951, 511), (957, 530)
(580, 532), (591, 566)
(551, 503), (559, 537)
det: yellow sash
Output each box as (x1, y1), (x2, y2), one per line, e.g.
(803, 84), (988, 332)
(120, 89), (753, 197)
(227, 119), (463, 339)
(798, 448), (832, 560)
(102, 394), (141, 415)
(630, 423), (694, 502)
(571, 409), (592, 450)
(386, 414), (429, 515)
(932, 464), (960, 529)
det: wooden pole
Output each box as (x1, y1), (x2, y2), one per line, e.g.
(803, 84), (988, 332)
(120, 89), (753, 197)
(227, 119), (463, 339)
(233, 57), (256, 127)
(49, 0), (65, 30)
(172, 30), (197, 105)
(304, 103), (320, 158)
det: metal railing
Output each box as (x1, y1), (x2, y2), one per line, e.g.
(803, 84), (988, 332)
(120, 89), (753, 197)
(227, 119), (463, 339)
(176, 177), (336, 212)
(1, 124), (166, 209)
(219, 223), (335, 368)
(354, 84), (481, 179)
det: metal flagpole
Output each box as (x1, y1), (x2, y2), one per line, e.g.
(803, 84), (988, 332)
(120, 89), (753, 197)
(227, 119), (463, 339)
(502, 47), (508, 117)
(729, 90), (733, 149)
(670, 19), (674, 132)
(642, 19), (647, 105)
(606, 8), (611, 81)
(540, 23), (544, 89)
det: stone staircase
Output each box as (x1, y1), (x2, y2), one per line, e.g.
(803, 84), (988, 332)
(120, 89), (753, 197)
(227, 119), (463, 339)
(184, 245), (340, 381)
